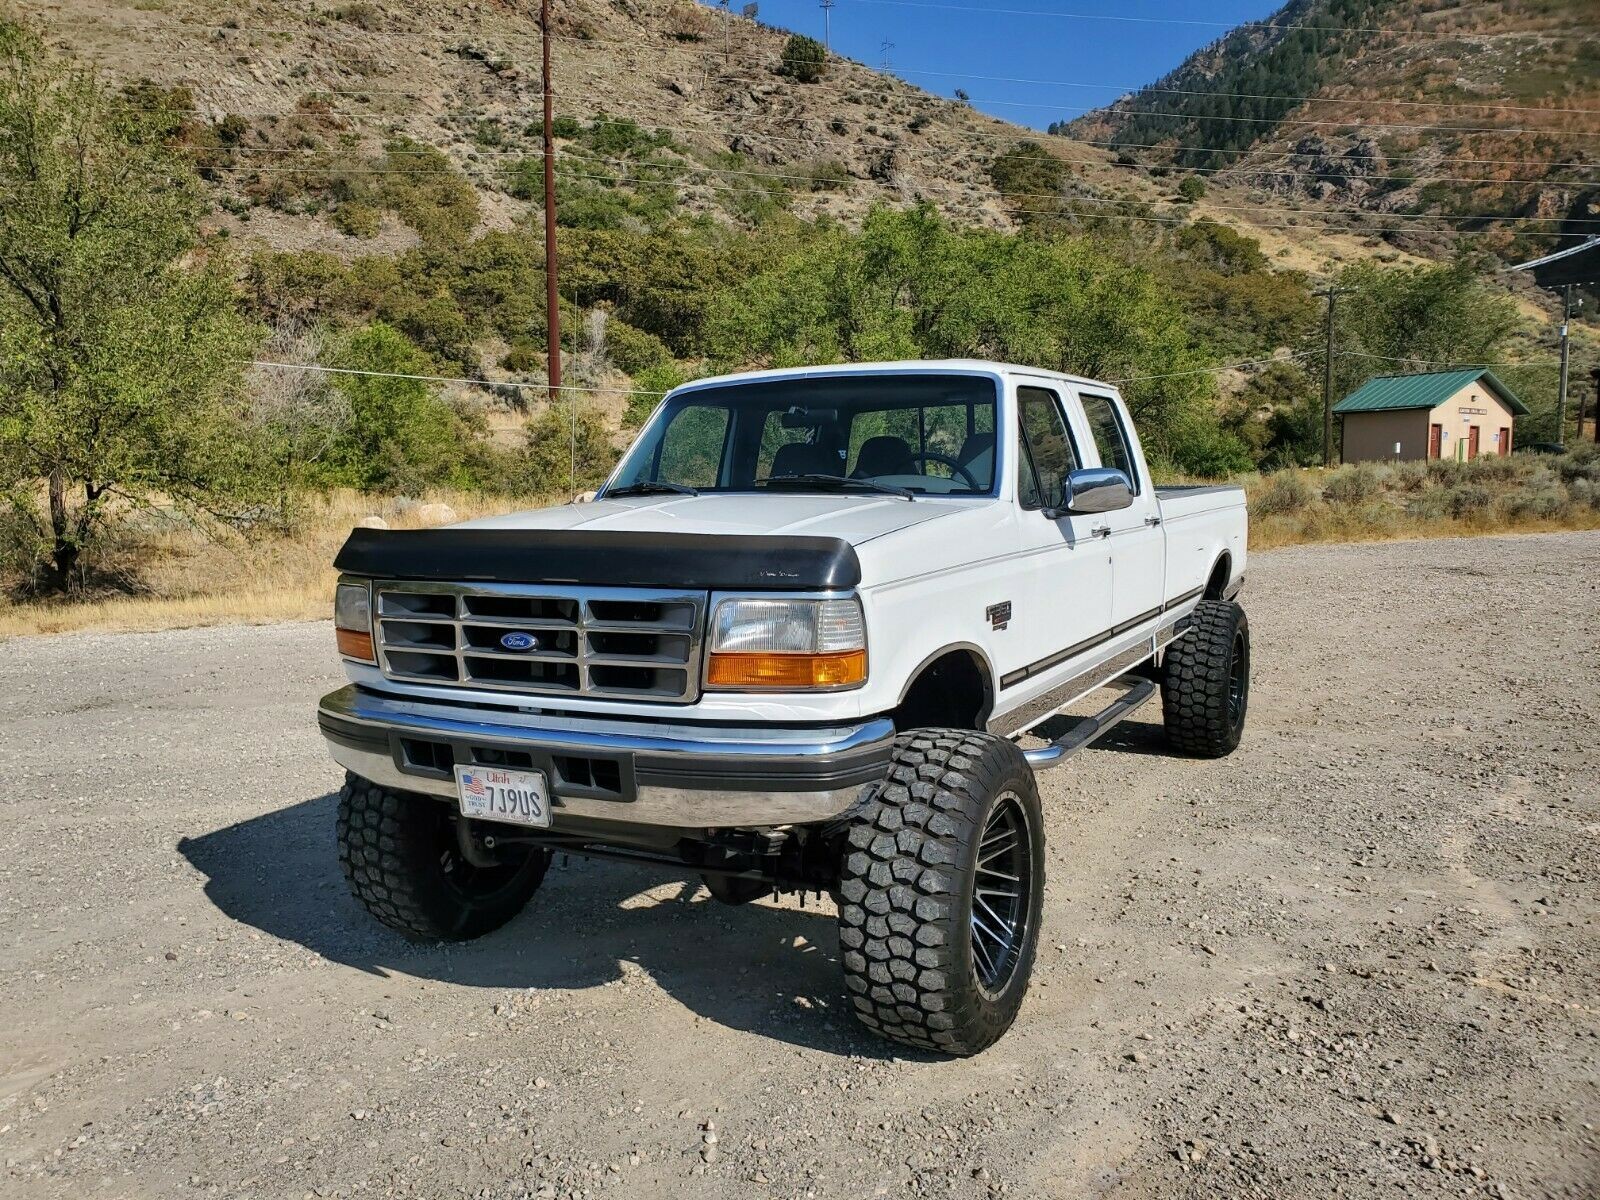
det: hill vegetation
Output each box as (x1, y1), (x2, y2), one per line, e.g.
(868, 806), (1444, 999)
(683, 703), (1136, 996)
(1, 1), (1597, 613)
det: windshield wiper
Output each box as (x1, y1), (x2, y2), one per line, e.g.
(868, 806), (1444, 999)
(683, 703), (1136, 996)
(759, 473), (916, 501)
(605, 481), (701, 499)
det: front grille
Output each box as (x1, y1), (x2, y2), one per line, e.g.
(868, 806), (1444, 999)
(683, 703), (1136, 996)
(372, 582), (706, 703)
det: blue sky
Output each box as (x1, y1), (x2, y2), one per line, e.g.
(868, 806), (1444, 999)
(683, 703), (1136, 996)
(699, 0), (1285, 130)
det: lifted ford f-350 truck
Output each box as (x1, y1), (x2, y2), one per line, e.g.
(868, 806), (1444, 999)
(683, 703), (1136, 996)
(319, 361), (1249, 1055)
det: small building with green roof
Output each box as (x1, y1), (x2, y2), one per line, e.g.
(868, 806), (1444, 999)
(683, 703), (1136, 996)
(1333, 368), (1529, 464)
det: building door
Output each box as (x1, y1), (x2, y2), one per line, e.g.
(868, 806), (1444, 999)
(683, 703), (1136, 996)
(1428, 424), (1442, 459)
(1499, 426), (1511, 456)
(1467, 426), (1480, 460)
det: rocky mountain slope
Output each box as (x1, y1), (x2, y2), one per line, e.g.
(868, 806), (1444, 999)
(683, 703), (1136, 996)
(1067, 0), (1600, 261)
(13, 0), (1486, 273)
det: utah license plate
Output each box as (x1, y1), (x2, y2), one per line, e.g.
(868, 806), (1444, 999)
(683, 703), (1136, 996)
(455, 765), (551, 828)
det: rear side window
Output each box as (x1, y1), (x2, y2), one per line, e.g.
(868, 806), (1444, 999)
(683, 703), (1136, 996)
(1079, 393), (1138, 492)
(1016, 387), (1079, 509)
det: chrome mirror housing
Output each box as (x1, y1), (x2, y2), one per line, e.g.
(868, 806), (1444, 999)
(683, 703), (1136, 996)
(1062, 467), (1135, 514)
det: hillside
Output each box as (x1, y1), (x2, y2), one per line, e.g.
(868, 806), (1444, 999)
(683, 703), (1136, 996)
(1066, 0), (1600, 262)
(11, 0), (1480, 273)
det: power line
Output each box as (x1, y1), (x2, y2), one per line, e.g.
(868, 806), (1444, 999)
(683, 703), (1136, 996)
(951, 93), (1600, 138)
(888, 66), (1600, 117)
(842, 0), (1600, 40)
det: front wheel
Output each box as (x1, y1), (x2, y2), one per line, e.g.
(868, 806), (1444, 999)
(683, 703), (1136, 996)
(1161, 598), (1250, 758)
(337, 773), (551, 941)
(837, 730), (1044, 1056)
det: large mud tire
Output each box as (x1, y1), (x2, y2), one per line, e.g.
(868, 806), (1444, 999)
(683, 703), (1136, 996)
(337, 773), (550, 941)
(837, 730), (1044, 1056)
(1161, 599), (1250, 759)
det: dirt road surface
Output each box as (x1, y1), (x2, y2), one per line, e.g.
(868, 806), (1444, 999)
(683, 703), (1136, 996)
(2, 532), (1597, 1199)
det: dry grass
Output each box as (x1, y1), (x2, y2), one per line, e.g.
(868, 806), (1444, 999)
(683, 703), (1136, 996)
(1241, 451), (1600, 549)
(0, 490), (534, 639)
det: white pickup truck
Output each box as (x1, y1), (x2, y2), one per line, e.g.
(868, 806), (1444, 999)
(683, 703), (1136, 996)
(319, 360), (1249, 1054)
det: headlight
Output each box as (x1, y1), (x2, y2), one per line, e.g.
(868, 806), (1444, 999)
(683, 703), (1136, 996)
(706, 596), (867, 690)
(334, 580), (375, 662)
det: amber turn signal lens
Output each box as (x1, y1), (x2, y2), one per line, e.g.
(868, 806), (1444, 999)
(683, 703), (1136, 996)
(706, 649), (866, 689)
(336, 627), (375, 662)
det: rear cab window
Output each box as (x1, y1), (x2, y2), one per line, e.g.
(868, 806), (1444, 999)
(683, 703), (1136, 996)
(1077, 392), (1140, 493)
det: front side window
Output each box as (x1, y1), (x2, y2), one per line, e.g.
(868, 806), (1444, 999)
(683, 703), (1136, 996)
(608, 374), (1000, 497)
(1017, 386), (1079, 510)
(1079, 393), (1138, 492)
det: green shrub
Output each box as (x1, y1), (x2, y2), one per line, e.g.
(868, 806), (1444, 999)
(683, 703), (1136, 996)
(1444, 483), (1491, 519)
(1497, 487), (1569, 521)
(331, 202), (381, 238)
(1389, 460), (1429, 492)
(332, 2), (382, 30)
(804, 159), (851, 192)
(501, 339), (543, 375)
(1250, 470), (1313, 517)
(624, 363), (690, 426)
(1405, 492), (1448, 521)
(989, 140), (1064, 203)
(780, 34), (826, 83)
(523, 403), (618, 492)
(1322, 463), (1381, 505)
(1177, 175), (1206, 202)
(603, 320), (672, 375)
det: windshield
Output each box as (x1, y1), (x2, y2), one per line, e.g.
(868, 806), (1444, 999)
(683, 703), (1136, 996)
(606, 374), (999, 497)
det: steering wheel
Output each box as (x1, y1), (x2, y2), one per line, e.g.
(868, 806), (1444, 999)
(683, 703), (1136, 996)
(903, 450), (981, 489)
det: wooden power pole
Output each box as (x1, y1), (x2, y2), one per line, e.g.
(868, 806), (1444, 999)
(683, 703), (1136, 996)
(541, 0), (561, 393)
(1319, 286), (1354, 467)
(1555, 283), (1574, 445)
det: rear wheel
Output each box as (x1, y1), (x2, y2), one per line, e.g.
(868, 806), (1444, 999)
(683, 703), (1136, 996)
(337, 773), (551, 941)
(1161, 599), (1250, 758)
(837, 730), (1044, 1056)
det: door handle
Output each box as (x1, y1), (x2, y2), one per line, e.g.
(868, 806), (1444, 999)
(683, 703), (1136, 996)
(1091, 524), (1112, 539)
(1145, 515), (1162, 527)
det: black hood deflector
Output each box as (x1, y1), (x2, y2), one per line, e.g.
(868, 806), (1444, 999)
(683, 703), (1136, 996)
(333, 527), (862, 590)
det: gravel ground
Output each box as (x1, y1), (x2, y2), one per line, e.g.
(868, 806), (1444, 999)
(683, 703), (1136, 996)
(2, 532), (1597, 1200)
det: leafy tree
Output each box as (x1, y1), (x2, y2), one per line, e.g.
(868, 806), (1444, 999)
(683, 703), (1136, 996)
(320, 323), (476, 493)
(1177, 175), (1206, 202)
(0, 19), (259, 592)
(1318, 258), (1519, 405)
(705, 205), (1240, 472)
(780, 34), (827, 84)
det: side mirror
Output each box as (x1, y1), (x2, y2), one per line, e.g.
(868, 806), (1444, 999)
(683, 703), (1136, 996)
(1059, 467), (1134, 515)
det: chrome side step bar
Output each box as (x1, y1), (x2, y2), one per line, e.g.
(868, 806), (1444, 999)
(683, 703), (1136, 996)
(1020, 677), (1158, 769)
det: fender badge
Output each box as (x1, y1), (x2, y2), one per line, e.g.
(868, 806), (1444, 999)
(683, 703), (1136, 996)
(987, 601), (1012, 631)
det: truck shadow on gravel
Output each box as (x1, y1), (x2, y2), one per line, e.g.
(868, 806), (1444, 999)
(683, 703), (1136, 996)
(178, 792), (922, 1059)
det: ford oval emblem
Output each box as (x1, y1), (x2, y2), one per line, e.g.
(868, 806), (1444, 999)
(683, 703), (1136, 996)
(499, 631), (538, 652)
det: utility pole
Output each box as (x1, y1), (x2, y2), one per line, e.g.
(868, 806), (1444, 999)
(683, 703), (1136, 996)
(1590, 367), (1600, 445)
(820, 0), (834, 50)
(540, 0), (562, 394)
(880, 39), (894, 72)
(1318, 285), (1354, 467)
(1555, 283), (1574, 445)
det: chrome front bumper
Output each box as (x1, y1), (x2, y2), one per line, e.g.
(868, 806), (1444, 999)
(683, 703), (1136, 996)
(316, 685), (895, 829)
